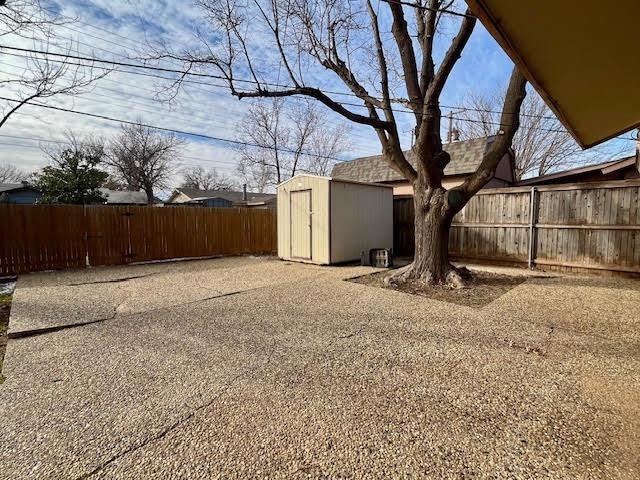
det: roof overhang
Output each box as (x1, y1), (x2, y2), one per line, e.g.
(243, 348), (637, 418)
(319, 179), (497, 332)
(466, 0), (640, 148)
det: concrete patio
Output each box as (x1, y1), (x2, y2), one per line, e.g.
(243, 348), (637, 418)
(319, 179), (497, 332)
(0, 256), (638, 479)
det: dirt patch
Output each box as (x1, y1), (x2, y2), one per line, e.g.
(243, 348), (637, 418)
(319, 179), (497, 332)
(349, 269), (527, 307)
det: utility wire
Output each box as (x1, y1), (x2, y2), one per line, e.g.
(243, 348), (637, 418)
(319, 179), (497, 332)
(0, 136), (240, 170)
(1, 44), (560, 121)
(1, 47), (571, 129)
(380, 0), (473, 18)
(0, 44), (298, 89)
(0, 142), (236, 172)
(0, 95), (349, 163)
(2, 47), (637, 140)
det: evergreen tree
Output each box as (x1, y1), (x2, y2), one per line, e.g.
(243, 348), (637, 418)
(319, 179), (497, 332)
(35, 149), (108, 204)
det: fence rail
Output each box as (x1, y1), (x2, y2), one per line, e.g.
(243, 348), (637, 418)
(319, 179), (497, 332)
(0, 205), (277, 275)
(394, 179), (640, 275)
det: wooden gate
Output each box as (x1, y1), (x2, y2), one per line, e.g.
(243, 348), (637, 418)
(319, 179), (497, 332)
(86, 206), (132, 266)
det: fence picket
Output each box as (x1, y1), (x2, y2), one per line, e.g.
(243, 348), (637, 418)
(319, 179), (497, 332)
(0, 205), (277, 275)
(394, 180), (640, 275)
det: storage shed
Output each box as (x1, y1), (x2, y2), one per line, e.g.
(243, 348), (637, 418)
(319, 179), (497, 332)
(277, 175), (393, 264)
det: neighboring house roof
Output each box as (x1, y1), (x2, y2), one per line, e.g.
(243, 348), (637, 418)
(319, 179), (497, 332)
(169, 188), (276, 204)
(332, 136), (498, 183)
(100, 188), (148, 204)
(0, 182), (39, 193)
(517, 156), (638, 186)
(233, 197), (278, 208)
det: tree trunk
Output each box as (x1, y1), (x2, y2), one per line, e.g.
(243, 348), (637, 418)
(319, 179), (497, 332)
(144, 186), (154, 205)
(386, 185), (469, 288)
(414, 189), (451, 281)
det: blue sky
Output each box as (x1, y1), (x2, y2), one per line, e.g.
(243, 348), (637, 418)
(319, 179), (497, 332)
(0, 0), (635, 189)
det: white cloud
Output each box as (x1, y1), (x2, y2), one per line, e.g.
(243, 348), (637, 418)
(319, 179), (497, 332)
(1, 0), (633, 187)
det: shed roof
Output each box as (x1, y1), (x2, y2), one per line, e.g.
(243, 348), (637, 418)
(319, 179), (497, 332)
(331, 136), (494, 184)
(277, 174), (393, 189)
(466, 0), (640, 148)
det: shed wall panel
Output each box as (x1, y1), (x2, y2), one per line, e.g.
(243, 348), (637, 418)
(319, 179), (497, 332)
(329, 181), (393, 263)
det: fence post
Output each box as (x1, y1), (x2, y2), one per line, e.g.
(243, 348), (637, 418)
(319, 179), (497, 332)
(527, 187), (538, 269)
(84, 204), (90, 267)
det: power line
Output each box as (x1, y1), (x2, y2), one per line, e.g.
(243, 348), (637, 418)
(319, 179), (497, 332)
(2, 46), (637, 140)
(0, 138), (240, 171)
(0, 95), (350, 163)
(0, 47), (568, 130)
(0, 136), (244, 171)
(380, 0), (473, 18)
(0, 44), (582, 128)
(0, 44), (299, 90)
(0, 58), (379, 147)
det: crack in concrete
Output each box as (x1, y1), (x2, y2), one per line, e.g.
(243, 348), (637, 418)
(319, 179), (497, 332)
(8, 286), (268, 340)
(75, 337), (278, 480)
(66, 273), (157, 287)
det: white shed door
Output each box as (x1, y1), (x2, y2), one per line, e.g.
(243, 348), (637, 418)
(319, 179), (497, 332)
(290, 189), (312, 259)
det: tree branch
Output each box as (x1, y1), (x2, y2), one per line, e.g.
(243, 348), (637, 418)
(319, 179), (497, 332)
(387, 0), (423, 121)
(425, 10), (476, 103)
(366, 0), (391, 114)
(417, 0), (438, 95)
(236, 87), (391, 130)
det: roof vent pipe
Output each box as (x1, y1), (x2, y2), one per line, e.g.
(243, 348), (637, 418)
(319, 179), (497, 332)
(242, 183), (247, 201)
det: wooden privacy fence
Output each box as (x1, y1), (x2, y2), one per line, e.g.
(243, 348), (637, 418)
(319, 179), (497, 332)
(0, 205), (277, 275)
(394, 179), (640, 275)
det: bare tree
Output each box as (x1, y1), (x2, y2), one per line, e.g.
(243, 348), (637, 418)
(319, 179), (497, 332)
(456, 88), (581, 180)
(236, 160), (272, 193)
(107, 122), (184, 204)
(236, 99), (288, 188)
(0, 162), (28, 182)
(101, 175), (129, 191)
(41, 130), (105, 163)
(1, 2), (108, 128)
(0, 0), (63, 40)
(236, 98), (351, 189)
(181, 165), (238, 190)
(156, 0), (527, 286)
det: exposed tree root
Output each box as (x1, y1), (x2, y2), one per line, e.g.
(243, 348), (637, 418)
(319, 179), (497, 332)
(384, 262), (472, 289)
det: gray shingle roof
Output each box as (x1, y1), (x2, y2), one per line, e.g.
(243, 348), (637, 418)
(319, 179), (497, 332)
(175, 188), (276, 203)
(332, 136), (495, 183)
(0, 183), (37, 193)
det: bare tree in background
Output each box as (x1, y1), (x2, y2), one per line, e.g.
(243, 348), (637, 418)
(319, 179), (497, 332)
(0, 162), (28, 182)
(0, 1), (108, 128)
(237, 160), (272, 193)
(456, 88), (581, 180)
(0, 0), (63, 39)
(107, 122), (184, 204)
(155, 0), (527, 286)
(181, 165), (238, 190)
(236, 98), (351, 190)
(41, 130), (105, 163)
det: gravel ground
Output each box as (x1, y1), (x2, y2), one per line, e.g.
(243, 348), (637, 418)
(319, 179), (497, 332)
(0, 257), (638, 479)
